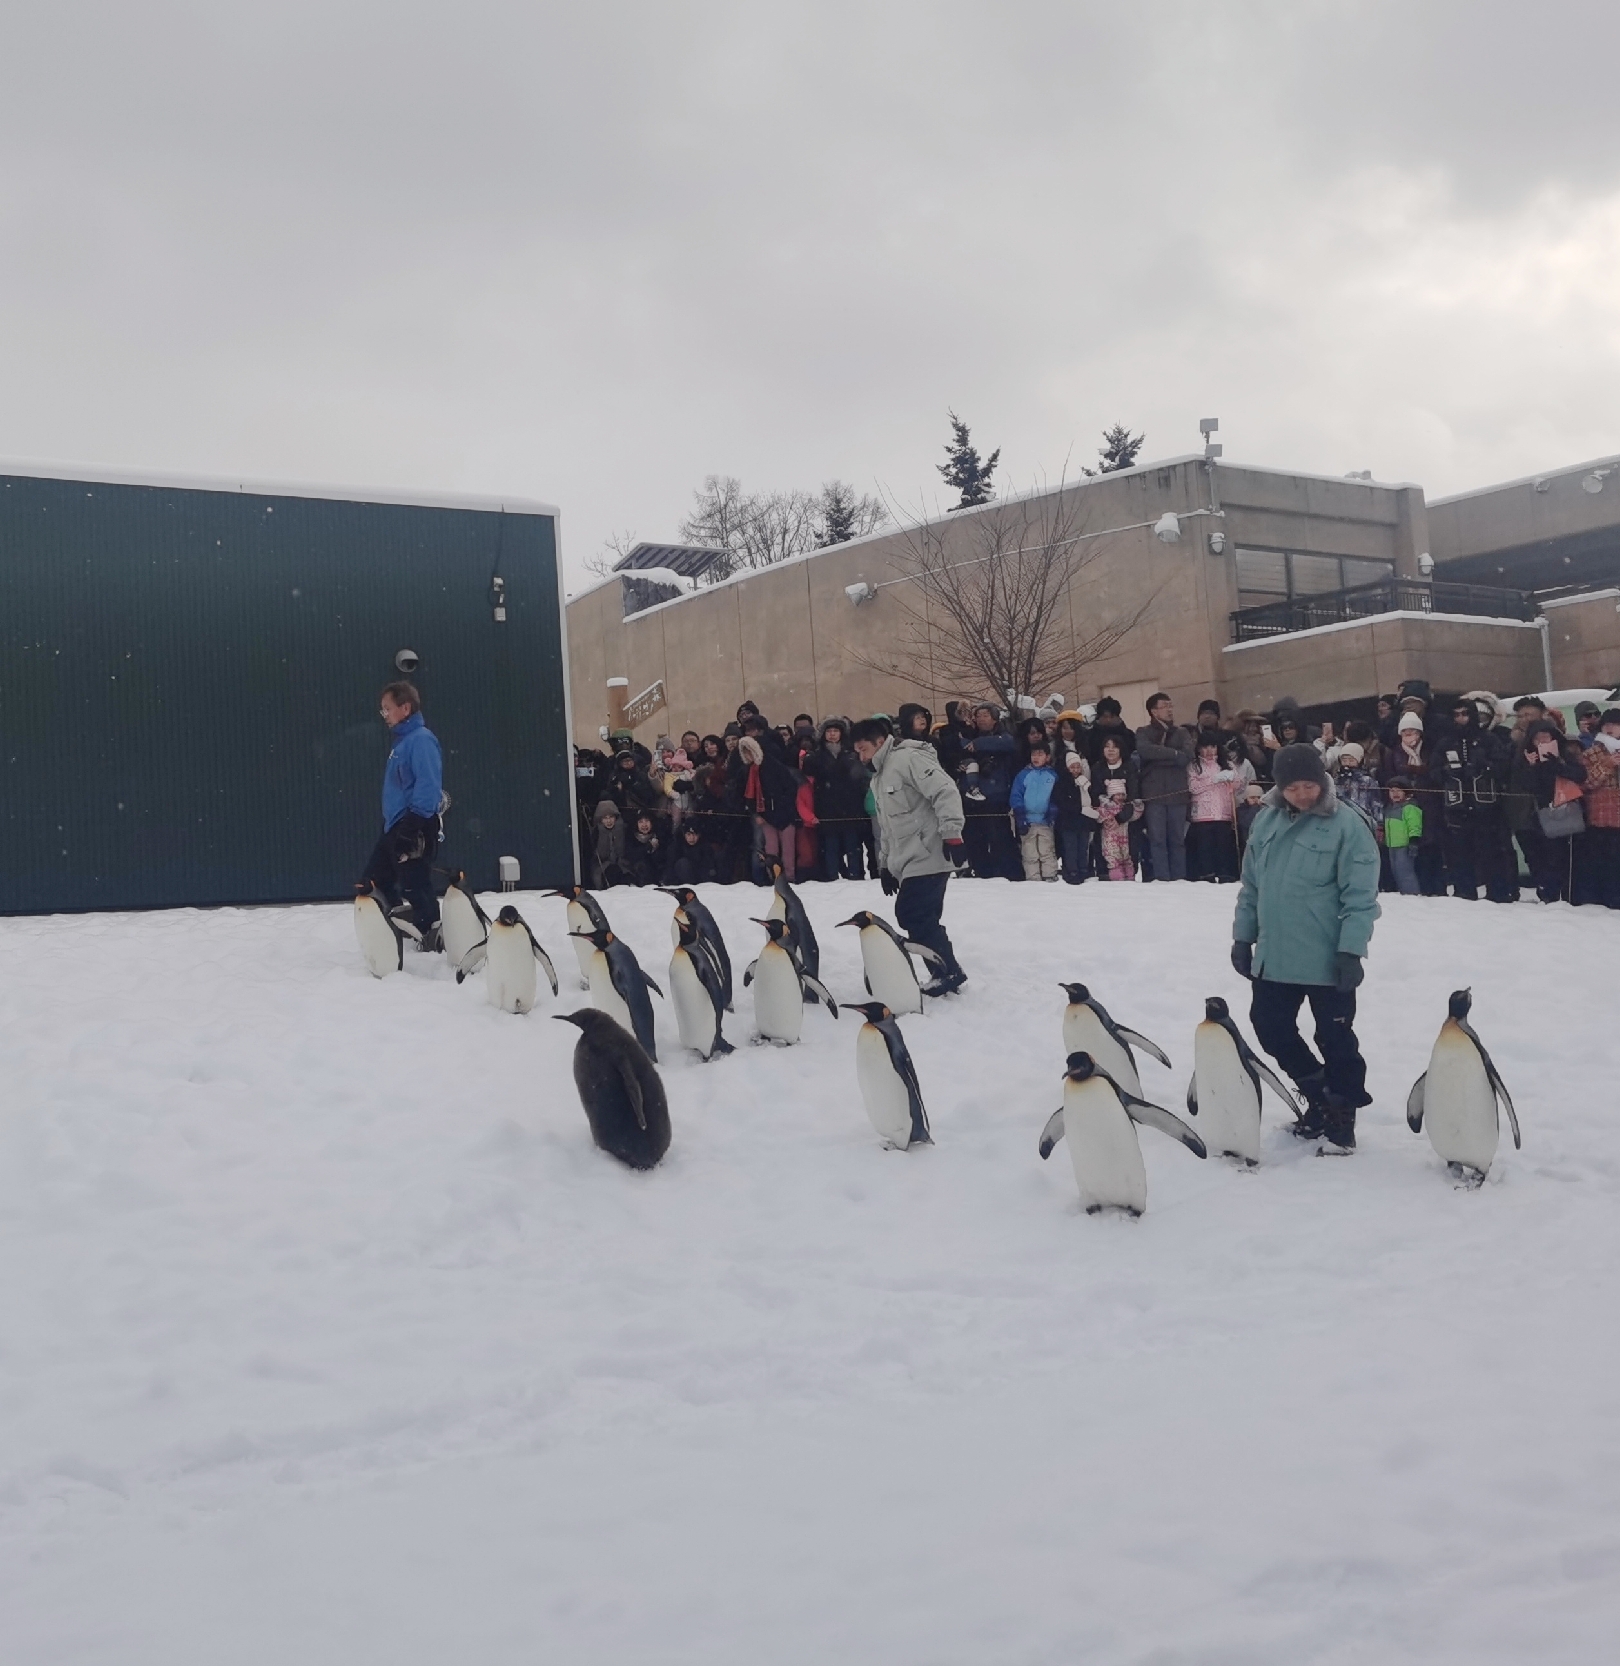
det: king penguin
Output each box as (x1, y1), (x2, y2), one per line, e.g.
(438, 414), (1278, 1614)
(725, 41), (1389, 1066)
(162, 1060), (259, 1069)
(841, 1001), (932, 1148)
(553, 1008), (671, 1170)
(1039, 1052), (1206, 1215)
(1059, 983), (1171, 1100)
(1186, 996), (1299, 1165)
(1407, 988), (1519, 1186)
(485, 905), (560, 1014)
(440, 872), (492, 982)
(353, 883), (419, 978)
(547, 885), (611, 990)
(836, 911), (946, 1017)
(669, 914), (734, 1061)
(573, 926), (663, 1061)
(766, 864), (821, 998)
(658, 886), (732, 1011)
(746, 918), (838, 1045)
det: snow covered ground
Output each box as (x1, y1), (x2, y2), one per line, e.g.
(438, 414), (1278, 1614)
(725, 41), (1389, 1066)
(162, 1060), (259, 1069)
(3, 878), (1617, 1664)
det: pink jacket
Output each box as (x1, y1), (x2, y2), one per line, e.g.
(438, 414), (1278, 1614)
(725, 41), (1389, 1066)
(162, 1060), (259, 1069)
(1187, 758), (1252, 823)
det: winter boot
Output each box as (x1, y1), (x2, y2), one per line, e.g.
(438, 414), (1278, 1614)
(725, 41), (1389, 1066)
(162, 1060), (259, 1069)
(1289, 1072), (1329, 1139)
(1321, 1093), (1357, 1153)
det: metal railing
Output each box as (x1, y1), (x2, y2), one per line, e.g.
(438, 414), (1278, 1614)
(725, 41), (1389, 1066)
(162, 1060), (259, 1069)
(1229, 578), (1534, 642)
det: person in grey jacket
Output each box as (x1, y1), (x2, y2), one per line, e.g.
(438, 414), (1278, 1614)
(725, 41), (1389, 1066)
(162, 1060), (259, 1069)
(1230, 744), (1381, 1151)
(851, 717), (969, 994)
(1135, 692), (1195, 881)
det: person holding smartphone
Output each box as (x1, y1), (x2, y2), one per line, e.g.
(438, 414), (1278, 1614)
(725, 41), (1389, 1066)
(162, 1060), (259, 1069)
(1509, 719), (1587, 902)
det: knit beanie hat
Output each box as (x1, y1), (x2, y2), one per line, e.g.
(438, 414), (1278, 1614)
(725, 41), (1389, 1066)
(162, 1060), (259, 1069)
(1272, 743), (1330, 791)
(1397, 712), (1424, 734)
(1198, 699), (1222, 718)
(1338, 742), (1365, 766)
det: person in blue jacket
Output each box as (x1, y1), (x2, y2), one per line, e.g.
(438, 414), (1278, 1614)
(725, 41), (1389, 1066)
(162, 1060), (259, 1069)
(1010, 741), (1060, 880)
(1230, 743), (1380, 1151)
(360, 681), (445, 948)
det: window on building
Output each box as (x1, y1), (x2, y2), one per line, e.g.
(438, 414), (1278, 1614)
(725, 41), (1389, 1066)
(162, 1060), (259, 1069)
(1235, 548), (1395, 610)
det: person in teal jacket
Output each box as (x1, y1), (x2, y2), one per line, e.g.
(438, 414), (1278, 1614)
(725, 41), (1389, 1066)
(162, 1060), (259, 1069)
(1230, 743), (1380, 1151)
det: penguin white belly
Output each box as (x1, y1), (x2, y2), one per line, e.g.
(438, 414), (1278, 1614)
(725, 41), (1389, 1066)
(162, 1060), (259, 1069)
(354, 899), (400, 978)
(586, 953), (634, 1032)
(440, 890), (486, 973)
(566, 902), (596, 988)
(861, 932), (922, 1015)
(1424, 1030), (1499, 1173)
(1063, 1007), (1142, 1098)
(753, 948), (804, 1043)
(766, 893), (787, 924)
(1067, 1080), (1148, 1213)
(856, 1025), (914, 1146)
(671, 954), (718, 1057)
(486, 930), (538, 1013)
(1194, 1026), (1261, 1163)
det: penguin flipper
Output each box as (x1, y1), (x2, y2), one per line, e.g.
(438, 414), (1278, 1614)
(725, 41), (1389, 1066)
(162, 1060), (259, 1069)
(1186, 1075), (1198, 1116)
(1115, 1026), (1172, 1071)
(614, 1054), (648, 1130)
(743, 959), (758, 987)
(1458, 1020), (1518, 1148)
(904, 940), (947, 970)
(1405, 1071), (1427, 1134)
(533, 944), (559, 997)
(457, 941), (489, 981)
(1250, 1054), (1299, 1112)
(1038, 1108), (1065, 1159)
(642, 972), (664, 999)
(801, 974), (838, 1015)
(1122, 1095), (1207, 1158)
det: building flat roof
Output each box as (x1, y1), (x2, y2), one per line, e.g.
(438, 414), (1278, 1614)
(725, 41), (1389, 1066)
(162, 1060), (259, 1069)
(1427, 453), (1620, 508)
(0, 456), (558, 518)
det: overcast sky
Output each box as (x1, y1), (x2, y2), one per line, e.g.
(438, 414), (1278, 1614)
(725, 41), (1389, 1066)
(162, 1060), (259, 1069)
(4, 1), (1619, 586)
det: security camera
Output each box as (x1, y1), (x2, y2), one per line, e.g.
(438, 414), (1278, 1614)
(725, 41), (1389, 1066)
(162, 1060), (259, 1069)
(395, 648), (420, 673)
(1208, 531), (1227, 555)
(845, 581), (876, 606)
(1153, 512), (1181, 544)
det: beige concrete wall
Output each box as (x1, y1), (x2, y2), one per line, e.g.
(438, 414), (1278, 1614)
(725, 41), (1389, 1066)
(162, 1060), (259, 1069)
(566, 461), (1428, 745)
(1543, 590), (1620, 690)
(1219, 613), (1545, 710)
(1429, 457), (1620, 565)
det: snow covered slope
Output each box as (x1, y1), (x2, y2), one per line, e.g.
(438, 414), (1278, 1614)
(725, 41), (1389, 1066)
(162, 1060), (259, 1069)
(3, 881), (1617, 1663)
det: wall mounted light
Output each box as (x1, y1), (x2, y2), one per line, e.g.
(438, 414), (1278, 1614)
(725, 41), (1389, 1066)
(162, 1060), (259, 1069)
(845, 581), (877, 605)
(395, 648), (420, 673)
(1153, 512), (1182, 544)
(1417, 552), (1435, 577)
(1208, 531), (1227, 555)
(1583, 470), (1610, 495)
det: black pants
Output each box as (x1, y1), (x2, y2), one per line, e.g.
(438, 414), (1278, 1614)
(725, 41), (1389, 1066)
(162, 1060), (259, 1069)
(964, 810), (1020, 880)
(1441, 814), (1517, 901)
(361, 815), (441, 929)
(1249, 978), (1369, 1107)
(1516, 823), (1574, 902)
(895, 870), (962, 978)
(1186, 820), (1239, 882)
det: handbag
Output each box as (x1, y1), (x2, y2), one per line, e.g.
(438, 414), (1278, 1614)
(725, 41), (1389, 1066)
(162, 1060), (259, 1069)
(1537, 774), (1585, 839)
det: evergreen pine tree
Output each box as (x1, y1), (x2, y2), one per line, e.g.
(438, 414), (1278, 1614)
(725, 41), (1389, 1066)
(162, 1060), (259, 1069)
(937, 410), (1000, 510)
(1082, 423), (1145, 477)
(816, 481), (858, 547)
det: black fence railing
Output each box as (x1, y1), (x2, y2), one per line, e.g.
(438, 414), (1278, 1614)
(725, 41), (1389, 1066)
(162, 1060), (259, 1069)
(1230, 578), (1535, 643)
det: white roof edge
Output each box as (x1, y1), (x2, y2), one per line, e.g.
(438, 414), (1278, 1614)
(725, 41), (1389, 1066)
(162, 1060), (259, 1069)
(0, 455), (558, 517)
(1222, 609), (1541, 651)
(1216, 461), (1420, 492)
(1427, 453), (1620, 508)
(1541, 587), (1620, 610)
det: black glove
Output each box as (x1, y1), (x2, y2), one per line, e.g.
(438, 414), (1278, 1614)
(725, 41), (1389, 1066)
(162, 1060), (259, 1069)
(945, 839), (969, 869)
(1230, 942), (1254, 980)
(880, 869), (900, 896)
(1334, 952), (1364, 992)
(391, 811), (432, 862)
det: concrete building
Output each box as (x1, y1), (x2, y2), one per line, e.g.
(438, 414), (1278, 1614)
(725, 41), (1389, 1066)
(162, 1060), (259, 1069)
(565, 449), (1620, 748)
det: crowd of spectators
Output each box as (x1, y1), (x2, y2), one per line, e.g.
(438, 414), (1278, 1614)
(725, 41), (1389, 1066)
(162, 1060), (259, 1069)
(571, 678), (1620, 907)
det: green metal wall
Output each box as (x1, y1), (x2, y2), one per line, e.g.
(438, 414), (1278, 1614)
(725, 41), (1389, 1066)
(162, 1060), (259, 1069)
(0, 472), (576, 914)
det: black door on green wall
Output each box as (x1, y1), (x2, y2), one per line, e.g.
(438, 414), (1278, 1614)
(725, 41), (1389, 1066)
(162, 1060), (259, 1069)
(0, 474), (576, 914)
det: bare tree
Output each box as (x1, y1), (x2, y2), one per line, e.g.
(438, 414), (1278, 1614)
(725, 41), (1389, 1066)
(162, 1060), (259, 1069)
(583, 527), (641, 580)
(849, 480), (1159, 706)
(680, 475), (887, 580)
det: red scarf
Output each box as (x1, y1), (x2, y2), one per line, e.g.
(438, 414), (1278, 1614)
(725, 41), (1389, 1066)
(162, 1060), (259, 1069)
(744, 763), (764, 811)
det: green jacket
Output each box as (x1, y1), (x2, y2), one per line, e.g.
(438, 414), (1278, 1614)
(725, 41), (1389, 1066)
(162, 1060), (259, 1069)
(1383, 801), (1422, 849)
(1233, 782), (1380, 986)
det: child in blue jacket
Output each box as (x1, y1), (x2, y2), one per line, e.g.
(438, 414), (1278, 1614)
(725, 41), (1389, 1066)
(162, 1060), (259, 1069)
(1011, 742), (1061, 881)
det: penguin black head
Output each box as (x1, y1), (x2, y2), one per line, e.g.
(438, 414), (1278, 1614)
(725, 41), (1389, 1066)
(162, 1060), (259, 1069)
(1064, 1051), (1100, 1082)
(497, 905), (523, 927)
(1059, 982), (1092, 1004)
(545, 886), (583, 900)
(553, 1008), (626, 1040)
(840, 1001), (892, 1022)
(752, 917), (790, 943)
(836, 912), (874, 929)
(1204, 996), (1230, 1021)
(354, 881), (374, 900)
(656, 886), (693, 904)
(569, 926), (613, 947)
(1447, 988), (1473, 1020)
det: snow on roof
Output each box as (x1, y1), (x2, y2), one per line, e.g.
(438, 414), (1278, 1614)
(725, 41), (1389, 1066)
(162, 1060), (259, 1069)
(1427, 453), (1620, 508)
(0, 455), (558, 518)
